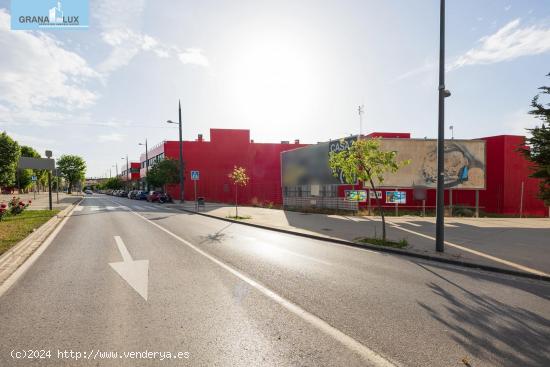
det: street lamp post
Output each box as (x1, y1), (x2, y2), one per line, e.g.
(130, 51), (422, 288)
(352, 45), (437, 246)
(449, 125), (454, 139)
(139, 139), (148, 191)
(436, 0), (451, 253)
(167, 100), (185, 203)
(121, 156), (128, 188)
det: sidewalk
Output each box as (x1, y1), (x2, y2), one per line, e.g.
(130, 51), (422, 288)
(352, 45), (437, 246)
(0, 192), (82, 210)
(168, 201), (550, 277)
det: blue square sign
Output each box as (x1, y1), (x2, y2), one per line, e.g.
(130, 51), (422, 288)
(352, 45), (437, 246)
(191, 171), (200, 180)
(11, 0), (89, 30)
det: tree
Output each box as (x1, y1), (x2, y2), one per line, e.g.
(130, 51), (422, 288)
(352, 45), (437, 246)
(99, 177), (124, 190)
(0, 132), (20, 191)
(228, 166), (249, 218)
(329, 138), (410, 241)
(57, 155), (86, 194)
(146, 159), (180, 191)
(521, 73), (550, 206)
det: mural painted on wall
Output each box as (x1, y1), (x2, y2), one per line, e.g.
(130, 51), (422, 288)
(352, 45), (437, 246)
(281, 137), (486, 189)
(376, 139), (486, 189)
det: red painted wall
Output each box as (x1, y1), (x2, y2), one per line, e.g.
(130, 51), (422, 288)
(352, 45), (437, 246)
(121, 162), (141, 182)
(142, 129), (306, 205)
(345, 135), (546, 216)
(138, 130), (547, 216)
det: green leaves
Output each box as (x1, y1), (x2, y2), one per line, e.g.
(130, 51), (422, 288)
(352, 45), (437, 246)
(328, 138), (410, 185)
(0, 132), (20, 188)
(228, 166), (250, 187)
(523, 74), (550, 206)
(146, 158), (180, 189)
(57, 155), (86, 193)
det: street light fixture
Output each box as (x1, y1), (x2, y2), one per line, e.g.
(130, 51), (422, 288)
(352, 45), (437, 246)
(139, 140), (148, 191)
(449, 125), (454, 139)
(167, 100), (185, 203)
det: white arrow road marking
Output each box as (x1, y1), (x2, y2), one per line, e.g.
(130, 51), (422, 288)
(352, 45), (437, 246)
(109, 236), (149, 301)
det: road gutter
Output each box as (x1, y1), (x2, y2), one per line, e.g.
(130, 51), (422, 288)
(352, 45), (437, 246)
(176, 207), (550, 283)
(0, 198), (82, 297)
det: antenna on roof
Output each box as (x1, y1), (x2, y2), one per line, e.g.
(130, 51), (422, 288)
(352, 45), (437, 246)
(358, 105), (365, 139)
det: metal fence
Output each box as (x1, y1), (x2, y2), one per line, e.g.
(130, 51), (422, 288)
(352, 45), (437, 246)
(283, 196), (358, 211)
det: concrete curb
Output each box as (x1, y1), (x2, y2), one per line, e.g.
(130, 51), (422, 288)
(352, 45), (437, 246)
(176, 207), (550, 283)
(0, 199), (82, 285)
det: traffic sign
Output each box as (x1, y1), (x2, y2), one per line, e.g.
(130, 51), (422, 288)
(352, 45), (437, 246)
(191, 171), (200, 180)
(31, 175), (37, 181)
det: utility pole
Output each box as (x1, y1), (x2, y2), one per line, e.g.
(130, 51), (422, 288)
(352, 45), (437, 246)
(435, 0), (451, 253)
(139, 139), (149, 191)
(167, 101), (185, 202)
(178, 101), (185, 202)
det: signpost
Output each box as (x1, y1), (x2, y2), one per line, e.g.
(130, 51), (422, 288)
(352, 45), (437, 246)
(18, 155), (55, 210)
(191, 171), (199, 211)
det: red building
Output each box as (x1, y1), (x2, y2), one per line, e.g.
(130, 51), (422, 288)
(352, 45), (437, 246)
(336, 134), (547, 217)
(121, 162), (141, 185)
(139, 129), (547, 217)
(140, 129), (306, 205)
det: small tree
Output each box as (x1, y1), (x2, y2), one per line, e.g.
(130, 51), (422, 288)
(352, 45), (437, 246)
(146, 159), (180, 192)
(228, 166), (249, 218)
(329, 138), (410, 241)
(521, 73), (550, 206)
(57, 155), (86, 194)
(0, 132), (20, 191)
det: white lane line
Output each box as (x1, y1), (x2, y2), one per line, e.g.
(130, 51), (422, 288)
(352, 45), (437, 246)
(105, 206), (117, 211)
(89, 206), (101, 211)
(74, 206), (83, 212)
(0, 202), (80, 298)
(400, 221), (421, 227)
(390, 225), (549, 277)
(445, 223), (458, 228)
(132, 206), (145, 210)
(114, 201), (397, 367)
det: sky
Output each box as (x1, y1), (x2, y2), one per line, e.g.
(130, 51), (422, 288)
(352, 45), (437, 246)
(1, 0), (549, 177)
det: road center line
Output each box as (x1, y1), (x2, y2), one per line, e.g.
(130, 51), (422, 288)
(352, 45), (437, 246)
(112, 200), (397, 367)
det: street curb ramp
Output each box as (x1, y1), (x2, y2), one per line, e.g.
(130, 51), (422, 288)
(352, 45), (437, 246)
(177, 207), (550, 283)
(0, 199), (82, 286)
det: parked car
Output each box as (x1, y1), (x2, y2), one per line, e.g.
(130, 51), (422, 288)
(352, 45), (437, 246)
(118, 190), (128, 197)
(84, 189), (93, 195)
(128, 190), (138, 199)
(146, 191), (172, 203)
(135, 191), (148, 200)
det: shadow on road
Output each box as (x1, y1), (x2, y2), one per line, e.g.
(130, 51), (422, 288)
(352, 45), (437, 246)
(415, 263), (550, 367)
(199, 223), (234, 244)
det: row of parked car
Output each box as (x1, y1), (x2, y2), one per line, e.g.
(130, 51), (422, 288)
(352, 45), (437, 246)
(102, 189), (173, 203)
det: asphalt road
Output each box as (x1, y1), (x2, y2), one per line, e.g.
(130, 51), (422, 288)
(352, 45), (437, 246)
(0, 195), (549, 366)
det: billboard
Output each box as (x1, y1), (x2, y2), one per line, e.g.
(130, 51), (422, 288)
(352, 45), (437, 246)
(345, 190), (367, 202)
(386, 191), (406, 204)
(281, 137), (485, 189)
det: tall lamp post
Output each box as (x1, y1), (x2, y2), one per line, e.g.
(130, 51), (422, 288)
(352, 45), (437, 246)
(121, 156), (129, 188)
(139, 139), (148, 191)
(167, 100), (185, 203)
(436, 0), (451, 252)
